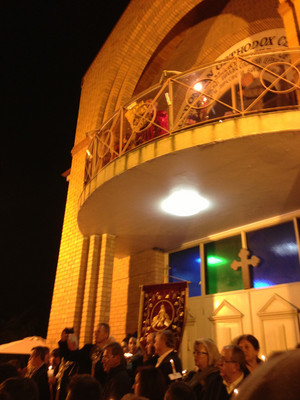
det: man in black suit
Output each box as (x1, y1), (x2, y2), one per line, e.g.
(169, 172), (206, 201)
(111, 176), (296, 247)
(143, 332), (158, 366)
(205, 345), (247, 400)
(101, 342), (131, 400)
(58, 323), (114, 386)
(27, 346), (50, 400)
(154, 330), (182, 385)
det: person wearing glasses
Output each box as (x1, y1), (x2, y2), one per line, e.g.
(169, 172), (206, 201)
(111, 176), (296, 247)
(184, 338), (220, 399)
(205, 345), (247, 400)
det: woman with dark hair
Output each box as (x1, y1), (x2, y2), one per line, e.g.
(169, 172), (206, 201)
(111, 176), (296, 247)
(133, 366), (166, 400)
(237, 334), (263, 373)
(184, 338), (220, 399)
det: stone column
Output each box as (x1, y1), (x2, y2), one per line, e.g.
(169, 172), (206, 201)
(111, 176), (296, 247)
(80, 235), (102, 346)
(278, 1), (300, 108)
(94, 234), (116, 328)
(278, 0), (300, 47)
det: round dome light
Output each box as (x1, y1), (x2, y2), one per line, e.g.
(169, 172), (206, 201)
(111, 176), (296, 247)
(161, 189), (210, 217)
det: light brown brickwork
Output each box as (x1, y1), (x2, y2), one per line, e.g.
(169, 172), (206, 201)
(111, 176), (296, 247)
(93, 234), (116, 333)
(109, 249), (165, 341)
(47, 149), (87, 349)
(278, 0), (300, 104)
(109, 256), (130, 341)
(278, 0), (300, 47)
(80, 235), (102, 346)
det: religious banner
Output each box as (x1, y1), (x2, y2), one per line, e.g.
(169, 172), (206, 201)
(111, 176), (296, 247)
(138, 282), (188, 351)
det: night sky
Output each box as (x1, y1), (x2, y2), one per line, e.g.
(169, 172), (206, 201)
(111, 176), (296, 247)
(1, 0), (131, 342)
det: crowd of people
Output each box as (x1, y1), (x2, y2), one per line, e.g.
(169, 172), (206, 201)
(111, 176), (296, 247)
(0, 325), (300, 400)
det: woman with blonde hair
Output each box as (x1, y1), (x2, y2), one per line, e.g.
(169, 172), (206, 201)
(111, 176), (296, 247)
(185, 338), (220, 399)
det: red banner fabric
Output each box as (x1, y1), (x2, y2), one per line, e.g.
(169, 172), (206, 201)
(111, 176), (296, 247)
(138, 282), (188, 351)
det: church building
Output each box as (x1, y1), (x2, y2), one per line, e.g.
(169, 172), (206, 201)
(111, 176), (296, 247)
(47, 0), (300, 368)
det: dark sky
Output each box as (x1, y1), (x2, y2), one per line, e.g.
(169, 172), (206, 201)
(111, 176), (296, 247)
(1, 0), (130, 341)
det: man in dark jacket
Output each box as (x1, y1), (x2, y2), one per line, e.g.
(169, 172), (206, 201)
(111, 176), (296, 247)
(154, 330), (182, 385)
(205, 345), (247, 400)
(27, 346), (50, 400)
(101, 342), (131, 400)
(58, 323), (114, 386)
(143, 332), (159, 367)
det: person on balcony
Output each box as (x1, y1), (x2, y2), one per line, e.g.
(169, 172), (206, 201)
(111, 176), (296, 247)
(240, 72), (264, 111)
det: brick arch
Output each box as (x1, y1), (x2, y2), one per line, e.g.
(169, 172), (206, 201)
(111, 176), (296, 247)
(101, 0), (204, 118)
(104, 0), (282, 115)
(75, 0), (201, 143)
(74, 0), (283, 144)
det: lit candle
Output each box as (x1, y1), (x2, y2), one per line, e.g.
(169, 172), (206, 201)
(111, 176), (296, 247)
(233, 388), (239, 396)
(47, 366), (54, 378)
(261, 354), (266, 362)
(170, 359), (176, 374)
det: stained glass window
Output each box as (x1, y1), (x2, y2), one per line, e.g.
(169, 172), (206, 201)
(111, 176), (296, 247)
(247, 221), (300, 288)
(168, 219), (300, 296)
(205, 235), (243, 294)
(169, 246), (201, 297)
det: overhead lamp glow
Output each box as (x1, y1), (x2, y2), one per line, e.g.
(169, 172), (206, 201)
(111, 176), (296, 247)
(161, 189), (210, 217)
(193, 82), (203, 92)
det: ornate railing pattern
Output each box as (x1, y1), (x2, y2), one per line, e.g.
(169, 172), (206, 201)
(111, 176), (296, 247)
(84, 49), (300, 185)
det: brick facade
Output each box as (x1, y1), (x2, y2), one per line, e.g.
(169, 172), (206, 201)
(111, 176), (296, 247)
(47, 0), (299, 348)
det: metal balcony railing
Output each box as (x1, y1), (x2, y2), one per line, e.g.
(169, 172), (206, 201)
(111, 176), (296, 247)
(84, 49), (300, 186)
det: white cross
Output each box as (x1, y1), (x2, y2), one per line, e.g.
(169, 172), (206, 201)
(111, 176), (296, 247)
(231, 248), (260, 289)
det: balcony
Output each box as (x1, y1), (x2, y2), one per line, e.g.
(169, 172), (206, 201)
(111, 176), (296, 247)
(78, 49), (300, 257)
(84, 49), (300, 187)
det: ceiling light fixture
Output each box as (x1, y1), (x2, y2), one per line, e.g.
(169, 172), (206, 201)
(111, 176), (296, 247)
(193, 82), (203, 92)
(161, 189), (210, 217)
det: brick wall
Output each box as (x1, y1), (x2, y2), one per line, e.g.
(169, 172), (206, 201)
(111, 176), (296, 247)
(109, 249), (165, 342)
(47, 148), (87, 349)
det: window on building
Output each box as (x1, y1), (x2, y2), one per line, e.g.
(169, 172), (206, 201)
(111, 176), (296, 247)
(169, 246), (201, 297)
(246, 221), (300, 288)
(168, 218), (300, 297)
(204, 235), (243, 294)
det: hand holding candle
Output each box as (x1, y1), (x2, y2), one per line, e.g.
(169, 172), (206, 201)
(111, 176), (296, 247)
(170, 358), (176, 374)
(47, 366), (54, 379)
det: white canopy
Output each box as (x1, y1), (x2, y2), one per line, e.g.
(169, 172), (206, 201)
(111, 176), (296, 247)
(0, 336), (47, 354)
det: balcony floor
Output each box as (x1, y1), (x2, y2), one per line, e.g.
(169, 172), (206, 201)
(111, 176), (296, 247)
(78, 111), (300, 257)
